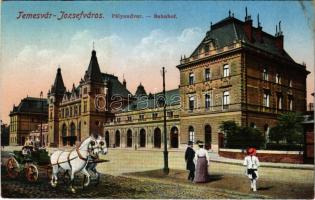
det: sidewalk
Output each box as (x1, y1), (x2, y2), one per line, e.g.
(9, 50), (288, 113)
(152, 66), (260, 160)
(2, 146), (314, 170)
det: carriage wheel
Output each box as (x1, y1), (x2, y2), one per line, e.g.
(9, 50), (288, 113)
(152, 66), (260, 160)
(6, 157), (20, 178)
(25, 164), (39, 182)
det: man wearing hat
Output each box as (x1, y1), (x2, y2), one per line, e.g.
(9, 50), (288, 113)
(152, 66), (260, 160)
(185, 141), (195, 182)
(243, 147), (260, 192)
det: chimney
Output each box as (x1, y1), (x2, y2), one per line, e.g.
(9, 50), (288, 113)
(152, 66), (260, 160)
(244, 7), (253, 42)
(256, 14), (263, 43)
(275, 21), (284, 50)
(122, 74), (127, 88)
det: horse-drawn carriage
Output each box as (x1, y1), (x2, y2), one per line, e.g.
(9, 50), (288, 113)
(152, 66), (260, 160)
(6, 135), (108, 193)
(6, 146), (51, 182)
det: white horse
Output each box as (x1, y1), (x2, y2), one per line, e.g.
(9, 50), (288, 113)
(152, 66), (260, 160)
(85, 136), (108, 185)
(50, 136), (99, 193)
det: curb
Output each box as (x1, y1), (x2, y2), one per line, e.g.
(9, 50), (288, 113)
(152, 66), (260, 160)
(210, 159), (314, 170)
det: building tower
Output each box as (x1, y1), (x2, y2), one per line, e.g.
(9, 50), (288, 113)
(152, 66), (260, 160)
(79, 50), (108, 137)
(48, 68), (66, 147)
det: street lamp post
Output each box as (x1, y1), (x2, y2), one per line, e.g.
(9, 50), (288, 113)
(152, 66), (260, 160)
(162, 67), (169, 175)
(40, 91), (43, 147)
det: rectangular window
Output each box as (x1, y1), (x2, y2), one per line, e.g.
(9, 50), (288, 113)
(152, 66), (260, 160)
(277, 95), (283, 110)
(117, 118), (121, 123)
(189, 96), (194, 110)
(263, 92), (270, 107)
(167, 111), (173, 118)
(205, 68), (211, 81)
(152, 113), (158, 120)
(127, 116), (132, 122)
(189, 73), (194, 85)
(139, 114), (145, 121)
(276, 73), (281, 84)
(223, 64), (230, 77)
(289, 80), (293, 87)
(223, 91), (230, 109)
(263, 68), (268, 81)
(288, 96), (293, 111)
(205, 93), (211, 109)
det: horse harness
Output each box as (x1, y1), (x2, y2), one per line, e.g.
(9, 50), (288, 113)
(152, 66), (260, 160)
(51, 142), (96, 167)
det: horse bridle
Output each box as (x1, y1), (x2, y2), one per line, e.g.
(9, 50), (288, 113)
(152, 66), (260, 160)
(76, 138), (98, 161)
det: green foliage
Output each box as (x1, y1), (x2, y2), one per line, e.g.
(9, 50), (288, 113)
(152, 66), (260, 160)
(269, 126), (285, 144)
(220, 121), (265, 149)
(268, 112), (304, 145)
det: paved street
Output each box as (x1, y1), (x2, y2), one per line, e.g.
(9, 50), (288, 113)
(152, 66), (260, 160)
(1, 148), (314, 198)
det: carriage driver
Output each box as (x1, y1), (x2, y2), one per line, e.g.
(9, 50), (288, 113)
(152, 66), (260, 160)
(22, 137), (33, 155)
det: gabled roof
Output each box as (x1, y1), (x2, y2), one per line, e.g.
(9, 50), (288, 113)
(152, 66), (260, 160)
(10, 97), (48, 115)
(102, 73), (132, 98)
(122, 88), (180, 111)
(190, 16), (293, 62)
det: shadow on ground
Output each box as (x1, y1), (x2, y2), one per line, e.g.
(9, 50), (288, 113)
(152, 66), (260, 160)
(124, 169), (314, 199)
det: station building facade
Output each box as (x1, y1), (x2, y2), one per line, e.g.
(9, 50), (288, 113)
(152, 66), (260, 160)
(48, 12), (309, 152)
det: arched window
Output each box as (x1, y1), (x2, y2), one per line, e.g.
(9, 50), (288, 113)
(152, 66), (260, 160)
(115, 130), (120, 147)
(105, 131), (110, 147)
(70, 123), (75, 136)
(140, 129), (146, 147)
(127, 129), (132, 147)
(188, 126), (195, 143)
(154, 128), (161, 148)
(170, 127), (179, 148)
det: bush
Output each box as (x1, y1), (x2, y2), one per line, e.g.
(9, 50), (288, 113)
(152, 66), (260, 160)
(220, 121), (265, 149)
(266, 143), (303, 151)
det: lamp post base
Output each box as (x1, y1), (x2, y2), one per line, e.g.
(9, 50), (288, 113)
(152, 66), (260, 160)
(163, 151), (169, 175)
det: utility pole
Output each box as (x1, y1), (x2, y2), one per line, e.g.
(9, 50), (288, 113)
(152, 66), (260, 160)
(162, 67), (169, 175)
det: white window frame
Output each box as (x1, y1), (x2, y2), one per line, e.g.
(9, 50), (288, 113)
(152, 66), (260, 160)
(189, 73), (195, 85)
(189, 127), (195, 143)
(188, 95), (195, 110)
(289, 98), (293, 111)
(223, 64), (230, 77)
(277, 95), (282, 110)
(276, 73), (281, 84)
(263, 93), (270, 107)
(223, 91), (230, 109)
(263, 68), (268, 81)
(205, 68), (211, 81)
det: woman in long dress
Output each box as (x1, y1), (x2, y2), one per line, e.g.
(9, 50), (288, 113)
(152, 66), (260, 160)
(194, 141), (210, 183)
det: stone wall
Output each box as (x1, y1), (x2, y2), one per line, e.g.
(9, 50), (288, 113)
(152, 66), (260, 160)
(219, 148), (304, 164)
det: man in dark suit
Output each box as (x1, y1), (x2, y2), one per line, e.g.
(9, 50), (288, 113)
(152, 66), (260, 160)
(185, 141), (195, 181)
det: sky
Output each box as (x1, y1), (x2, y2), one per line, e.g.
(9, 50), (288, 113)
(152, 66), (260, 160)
(0, 1), (314, 124)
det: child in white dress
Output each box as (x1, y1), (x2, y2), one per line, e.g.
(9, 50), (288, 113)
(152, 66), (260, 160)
(243, 147), (260, 192)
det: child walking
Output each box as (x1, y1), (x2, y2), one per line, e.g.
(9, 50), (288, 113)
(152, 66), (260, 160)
(243, 147), (260, 192)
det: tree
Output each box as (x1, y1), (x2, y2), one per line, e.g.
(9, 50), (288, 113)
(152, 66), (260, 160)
(269, 126), (285, 144)
(220, 121), (265, 149)
(269, 112), (304, 145)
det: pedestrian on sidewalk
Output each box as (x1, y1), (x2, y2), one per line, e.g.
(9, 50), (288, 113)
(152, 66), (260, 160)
(193, 140), (210, 183)
(185, 141), (195, 182)
(243, 147), (260, 192)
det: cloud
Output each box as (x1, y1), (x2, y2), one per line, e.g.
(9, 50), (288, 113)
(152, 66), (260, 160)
(0, 27), (204, 122)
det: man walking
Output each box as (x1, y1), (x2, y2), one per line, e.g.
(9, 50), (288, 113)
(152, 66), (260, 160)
(185, 141), (195, 182)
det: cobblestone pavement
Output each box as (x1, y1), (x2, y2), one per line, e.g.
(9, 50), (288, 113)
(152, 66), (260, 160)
(1, 172), (268, 199)
(1, 148), (314, 199)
